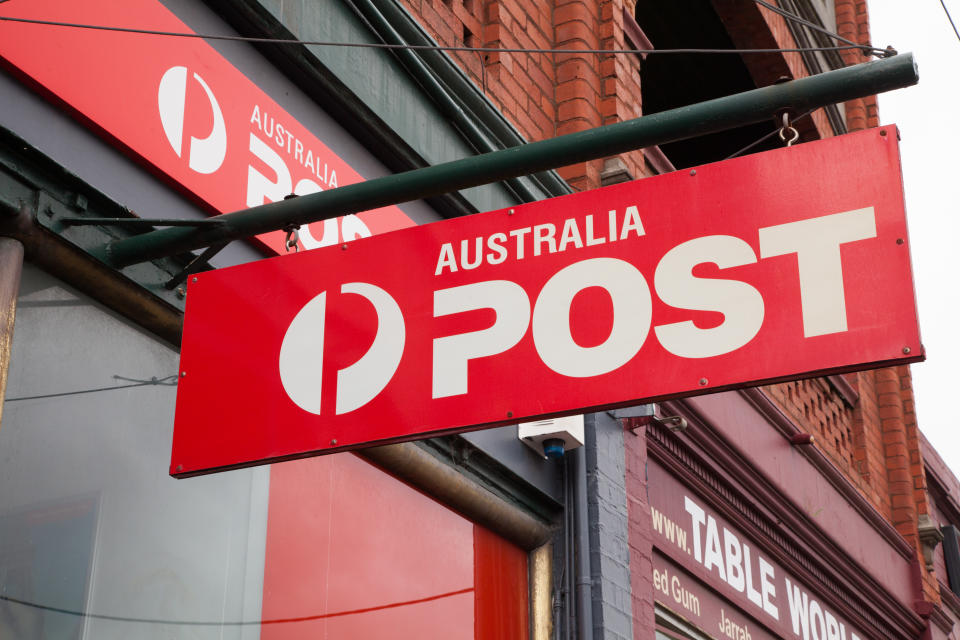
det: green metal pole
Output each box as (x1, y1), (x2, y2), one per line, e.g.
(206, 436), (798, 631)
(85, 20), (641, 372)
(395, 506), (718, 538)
(105, 53), (918, 267)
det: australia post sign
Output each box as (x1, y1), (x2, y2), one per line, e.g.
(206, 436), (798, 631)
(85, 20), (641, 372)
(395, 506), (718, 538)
(171, 126), (922, 476)
(0, 0), (414, 252)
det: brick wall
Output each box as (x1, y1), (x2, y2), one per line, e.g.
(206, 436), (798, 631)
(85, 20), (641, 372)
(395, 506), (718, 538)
(835, 0), (880, 129)
(397, 0), (937, 622)
(764, 378), (860, 478)
(397, 0), (647, 191)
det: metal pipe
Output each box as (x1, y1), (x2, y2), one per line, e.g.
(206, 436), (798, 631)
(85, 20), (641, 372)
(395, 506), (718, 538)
(0, 205), (184, 347)
(360, 441), (553, 550)
(0, 237), (24, 431)
(572, 446), (594, 640)
(105, 53), (918, 267)
(61, 217), (226, 228)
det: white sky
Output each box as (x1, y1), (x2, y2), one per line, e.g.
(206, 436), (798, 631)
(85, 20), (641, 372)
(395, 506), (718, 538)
(869, 2), (960, 477)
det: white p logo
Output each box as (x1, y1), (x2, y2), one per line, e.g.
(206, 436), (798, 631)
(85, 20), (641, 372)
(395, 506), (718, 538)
(278, 283), (406, 415)
(158, 66), (227, 174)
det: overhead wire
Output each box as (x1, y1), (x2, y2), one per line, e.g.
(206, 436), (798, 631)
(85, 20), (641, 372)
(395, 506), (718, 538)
(5, 375), (178, 402)
(940, 0), (960, 46)
(723, 107), (818, 160)
(0, 587), (473, 626)
(0, 15), (891, 57)
(752, 0), (890, 58)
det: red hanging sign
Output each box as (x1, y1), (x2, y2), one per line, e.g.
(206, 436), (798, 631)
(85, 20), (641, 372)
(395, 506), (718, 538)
(171, 126), (922, 476)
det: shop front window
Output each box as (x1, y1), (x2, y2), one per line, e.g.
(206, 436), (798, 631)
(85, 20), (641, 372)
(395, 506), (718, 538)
(0, 264), (530, 639)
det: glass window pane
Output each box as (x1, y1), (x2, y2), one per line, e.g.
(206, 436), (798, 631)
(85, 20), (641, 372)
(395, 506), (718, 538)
(0, 264), (529, 639)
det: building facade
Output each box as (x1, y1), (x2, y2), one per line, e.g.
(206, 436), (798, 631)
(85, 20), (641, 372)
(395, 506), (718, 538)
(0, 0), (947, 639)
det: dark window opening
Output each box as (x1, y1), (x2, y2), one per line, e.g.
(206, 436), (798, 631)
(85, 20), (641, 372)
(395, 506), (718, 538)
(635, 0), (782, 169)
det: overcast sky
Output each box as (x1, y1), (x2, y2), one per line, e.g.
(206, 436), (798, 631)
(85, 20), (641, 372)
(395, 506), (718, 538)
(868, 2), (960, 476)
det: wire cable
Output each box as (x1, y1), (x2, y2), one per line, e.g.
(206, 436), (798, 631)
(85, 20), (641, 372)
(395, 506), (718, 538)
(5, 375), (177, 402)
(752, 0), (891, 58)
(0, 15), (887, 57)
(723, 107), (818, 160)
(940, 0), (960, 46)
(0, 587), (473, 626)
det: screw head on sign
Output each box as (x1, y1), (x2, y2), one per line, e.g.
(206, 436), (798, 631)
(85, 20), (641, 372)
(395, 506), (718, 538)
(896, 238), (904, 245)
(331, 439), (338, 446)
(507, 411), (513, 418)
(341, 244), (348, 250)
(689, 169), (697, 176)
(903, 347), (911, 355)
(176, 464), (183, 472)
(880, 130), (888, 137)
(191, 277), (198, 283)
(698, 378), (708, 386)
(508, 209), (515, 216)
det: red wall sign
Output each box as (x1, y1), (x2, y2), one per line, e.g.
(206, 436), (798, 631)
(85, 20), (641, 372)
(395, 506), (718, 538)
(653, 552), (779, 640)
(648, 461), (867, 640)
(0, 0), (414, 252)
(171, 126), (922, 476)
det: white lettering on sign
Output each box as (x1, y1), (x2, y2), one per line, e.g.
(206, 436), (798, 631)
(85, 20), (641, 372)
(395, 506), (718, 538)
(650, 493), (866, 640)
(654, 235), (764, 358)
(279, 207), (878, 413)
(247, 105), (371, 248)
(433, 281), (530, 399)
(784, 578), (862, 640)
(532, 258), (651, 378)
(719, 608), (752, 640)
(250, 105), (339, 189)
(434, 205), (645, 275)
(653, 565), (702, 617)
(759, 208), (876, 337)
(685, 496), (779, 620)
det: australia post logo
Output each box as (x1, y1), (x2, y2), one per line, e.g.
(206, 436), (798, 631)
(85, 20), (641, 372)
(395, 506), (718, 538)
(172, 126), (921, 473)
(155, 65), (375, 250)
(158, 66), (227, 175)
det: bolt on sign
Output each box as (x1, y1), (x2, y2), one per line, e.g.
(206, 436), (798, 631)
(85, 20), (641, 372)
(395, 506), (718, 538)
(171, 126), (922, 477)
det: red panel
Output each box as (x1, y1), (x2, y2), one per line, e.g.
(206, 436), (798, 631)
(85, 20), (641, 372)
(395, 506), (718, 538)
(474, 525), (530, 639)
(0, 0), (414, 251)
(172, 126), (923, 476)
(261, 454), (474, 639)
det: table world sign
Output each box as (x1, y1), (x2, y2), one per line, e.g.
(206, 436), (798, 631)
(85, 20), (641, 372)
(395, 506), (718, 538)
(171, 125), (922, 477)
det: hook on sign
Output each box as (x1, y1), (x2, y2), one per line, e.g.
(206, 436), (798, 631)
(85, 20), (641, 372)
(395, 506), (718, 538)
(284, 225), (300, 253)
(778, 112), (800, 147)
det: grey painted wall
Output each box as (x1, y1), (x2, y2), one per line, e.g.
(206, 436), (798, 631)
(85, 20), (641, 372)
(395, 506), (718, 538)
(585, 411), (635, 640)
(462, 426), (563, 503)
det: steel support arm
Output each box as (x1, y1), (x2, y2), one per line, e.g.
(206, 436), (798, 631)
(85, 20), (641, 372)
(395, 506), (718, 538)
(105, 53), (918, 267)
